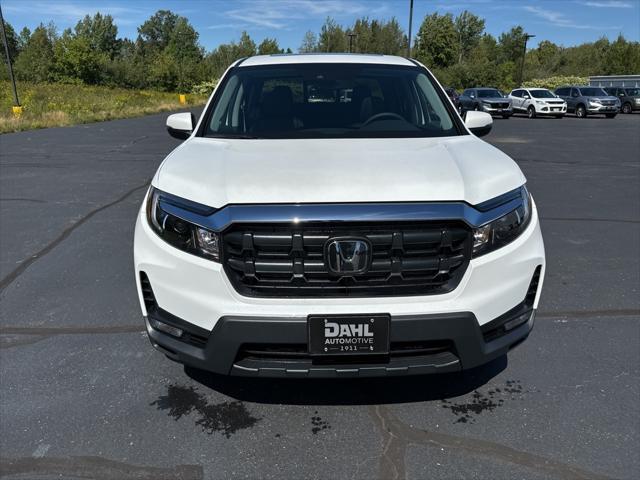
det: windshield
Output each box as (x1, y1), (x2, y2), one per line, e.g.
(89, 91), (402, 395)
(579, 87), (608, 97)
(477, 89), (503, 98)
(202, 63), (459, 139)
(531, 89), (556, 98)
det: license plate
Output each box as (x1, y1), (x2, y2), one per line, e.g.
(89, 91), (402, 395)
(308, 314), (390, 355)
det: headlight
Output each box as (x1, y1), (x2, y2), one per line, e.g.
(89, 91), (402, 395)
(589, 99), (601, 106)
(473, 186), (532, 257)
(146, 188), (221, 261)
(535, 100), (545, 104)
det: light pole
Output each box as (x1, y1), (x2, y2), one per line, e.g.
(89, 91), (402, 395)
(518, 33), (535, 87)
(407, 0), (414, 58)
(0, 4), (20, 113)
(348, 33), (357, 53)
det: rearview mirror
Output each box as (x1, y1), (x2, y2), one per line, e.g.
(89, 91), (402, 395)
(464, 111), (492, 137)
(167, 112), (195, 140)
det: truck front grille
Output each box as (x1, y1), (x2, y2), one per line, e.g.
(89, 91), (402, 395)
(222, 222), (472, 297)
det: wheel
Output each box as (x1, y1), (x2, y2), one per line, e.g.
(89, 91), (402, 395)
(622, 103), (632, 114)
(576, 105), (587, 118)
(527, 106), (536, 119)
(605, 113), (617, 118)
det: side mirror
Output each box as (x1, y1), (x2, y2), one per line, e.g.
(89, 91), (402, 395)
(465, 111), (493, 137)
(166, 112), (195, 140)
(470, 94), (475, 99)
(523, 94), (530, 99)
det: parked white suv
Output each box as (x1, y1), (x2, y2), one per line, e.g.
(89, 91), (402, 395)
(134, 54), (545, 377)
(509, 88), (566, 118)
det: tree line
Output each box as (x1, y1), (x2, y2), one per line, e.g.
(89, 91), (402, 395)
(1, 9), (638, 92)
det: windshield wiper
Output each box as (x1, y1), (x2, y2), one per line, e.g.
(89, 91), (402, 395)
(208, 134), (261, 139)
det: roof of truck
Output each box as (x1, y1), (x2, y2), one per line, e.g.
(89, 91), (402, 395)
(238, 53), (416, 67)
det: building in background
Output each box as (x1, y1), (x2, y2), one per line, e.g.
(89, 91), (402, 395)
(589, 75), (640, 88)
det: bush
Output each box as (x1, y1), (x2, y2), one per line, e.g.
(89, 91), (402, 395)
(523, 76), (589, 90)
(191, 79), (218, 96)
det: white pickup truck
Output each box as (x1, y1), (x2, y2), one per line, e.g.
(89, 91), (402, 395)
(134, 54), (545, 378)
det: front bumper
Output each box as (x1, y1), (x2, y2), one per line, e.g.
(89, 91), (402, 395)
(481, 105), (513, 116)
(535, 104), (566, 115)
(145, 306), (536, 377)
(587, 104), (619, 113)
(134, 198), (545, 377)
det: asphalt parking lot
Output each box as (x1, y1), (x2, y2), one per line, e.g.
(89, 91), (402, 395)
(1, 111), (638, 479)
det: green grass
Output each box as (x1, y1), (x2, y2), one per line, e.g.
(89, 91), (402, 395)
(0, 81), (208, 133)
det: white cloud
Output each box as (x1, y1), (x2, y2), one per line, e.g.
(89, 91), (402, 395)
(3, 1), (141, 18)
(580, 1), (633, 8)
(208, 23), (250, 31)
(221, 0), (389, 30)
(523, 5), (621, 30)
(2, 1), (146, 27)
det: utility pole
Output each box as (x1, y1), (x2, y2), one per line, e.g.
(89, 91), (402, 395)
(0, 4), (20, 112)
(347, 33), (357, 53)
(407, 0), (414, 58)
(518, 33), (535, 87)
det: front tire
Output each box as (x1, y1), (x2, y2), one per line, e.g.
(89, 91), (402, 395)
(576, 105), (587, 118)
(622, 103), (632, 114)
(527, 106), (536, 119)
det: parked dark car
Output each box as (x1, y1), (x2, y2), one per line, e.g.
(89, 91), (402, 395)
(459, 88), (512, 118)
(554, 86), (620, 118)
(604, 87), (640, 114)
(444, 87), (462, 112)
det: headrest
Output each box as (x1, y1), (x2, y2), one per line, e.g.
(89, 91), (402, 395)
(351, 85), (372, 103)
(262, 86), (293, 116)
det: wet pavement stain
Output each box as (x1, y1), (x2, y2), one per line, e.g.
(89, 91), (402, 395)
(441, 380), (535, 424)
(311, 411), (331, 434)
(151, 384), (260, 437)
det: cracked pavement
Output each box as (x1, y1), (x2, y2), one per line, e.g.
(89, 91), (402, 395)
(1, 112), (638, 479)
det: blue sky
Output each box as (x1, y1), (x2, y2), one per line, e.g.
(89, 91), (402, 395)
(2, 0), (639, 51)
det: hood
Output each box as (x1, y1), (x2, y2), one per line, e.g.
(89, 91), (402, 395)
(154, 136), (526, 208)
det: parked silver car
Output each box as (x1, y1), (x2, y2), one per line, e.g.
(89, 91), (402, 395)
(554, 86), (620, 118)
